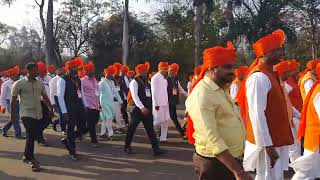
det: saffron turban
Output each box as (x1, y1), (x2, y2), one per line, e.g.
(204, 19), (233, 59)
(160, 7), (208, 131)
(158, 61), (169, 70)
(66, 57), (84, 70)
(104, 65), (117, 76)
(169, 63), (180, 73)
(83, 61), (95, 72)
(6, 66), (20, 76)
(37, 61), (47, 74)
(306, 58), (320, 70)
(274, 61), (291, 77)
(135, 62), (150, 75)
(47, 64), (55, 73)
(287, 60), (300, 72)
(121, 65), (129, 73)
(127, 70), (135, 77)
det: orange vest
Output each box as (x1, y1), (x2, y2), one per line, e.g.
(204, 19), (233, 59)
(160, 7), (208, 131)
(286, 77), (303, 112)
(245, 62), (294, 147)
(299, 71), (317, 102)
(298, 81), (320, 152)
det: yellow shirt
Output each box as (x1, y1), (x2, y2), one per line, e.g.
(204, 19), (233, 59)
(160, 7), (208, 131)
(11, 77), (46, 120)
(185, 76), (246, 158)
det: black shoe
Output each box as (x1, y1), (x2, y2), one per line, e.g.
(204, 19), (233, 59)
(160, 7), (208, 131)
(124, 146), (133, 154)
(22, 156), (40, 164)
(60, 138), (70, 151)
(153, 148), (165, 156)
(52, 122), (57, 132)
(69, 153), (78, 161)
(2, 133), (8, 137)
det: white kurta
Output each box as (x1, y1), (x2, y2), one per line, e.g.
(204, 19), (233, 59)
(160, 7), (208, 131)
(284, 82), (301, 164)
(290, 92), (320, 180)
(151, 72), (170, 141)
(244, 72), (290, 180)
(303, 79), (314, 96)
(230, 83), (239, 100)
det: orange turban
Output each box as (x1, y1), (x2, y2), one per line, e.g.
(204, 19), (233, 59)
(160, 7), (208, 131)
(287, 60), (300, 72)
(121, 65), (129, 73)
(37, 61), (47, 74)
(274, 61), (291, 77)
(104, 65), (117, 76)
(194, 66), (202, 75)
(316, 63), (320, 77)
(306, 58), (320, 70)
(47, 64), (55, 73)
(253, 29), (286, 58)
(234, 66), (248, 77)
(113, 62), (122, 71)
(169, 63), (180, 73)
(66, 57), (84, 70)
(202, 41), (236, 70)
(127, 70), (135, 77)
(135, 62), (150, 75)
(83, 61), (95, 72)
(6, 66), (20, 76)
(158, 61), (169, 70)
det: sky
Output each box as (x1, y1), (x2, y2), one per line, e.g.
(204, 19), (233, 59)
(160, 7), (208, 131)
(0, 0), (161, 29)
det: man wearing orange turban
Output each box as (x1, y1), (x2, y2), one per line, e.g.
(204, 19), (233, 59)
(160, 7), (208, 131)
(167, 63), (188, 139)
(289, 73), (320, 179)
(57, 57), (86, 160)
(81, 61), (100, 147)
(47, 64), (56, 78)
(299, 58), (320, 102)
(127, 70), (135, 81)
(236, 29), (294, 180)
(230, 66), (248, 100)
(151, 61), (171, 143)
(1, 66), (23, 138)
(37, 61), (54, 147)
(125, 62), (165, 156)
(186, 42), (249, 180)
(274, 60), (303, 164)
(115, 65), (130, 126)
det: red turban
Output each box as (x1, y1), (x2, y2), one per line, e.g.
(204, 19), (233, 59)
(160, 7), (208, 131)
(104, 65), (117, 76)
(158, 61), (169, 70)
(306, 58), (320, 70)
(83, 61), (95, 72)
(287, 60), (300, 72)
(234, 66), (248, 77)
(6, 66), (20, 76)
(78, 70), (86, 78)
(127, 70), (135, 77)
(194, 66), (202, 75)
(169, 63), (180, 73)
(37, 61), (47, 74)
(47, 64), (55, 73)
(121, 65), (129, 73)
(113, 62), (122, 70)
(253, 29), (286, 58)
(66, 57), (84, 70)
(135, 62), (150, 75)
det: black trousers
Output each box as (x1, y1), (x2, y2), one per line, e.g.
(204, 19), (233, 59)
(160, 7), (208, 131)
(193, 153), (236, 180)
(169, 105), (185, 136)
(21, 117), (42, 160)
(125, 108), (159, 149)
(39, 101), (52, 140)
(65, 108), (86, 154)
(121, 100), (129, 125)
(85, 108), (99, 143)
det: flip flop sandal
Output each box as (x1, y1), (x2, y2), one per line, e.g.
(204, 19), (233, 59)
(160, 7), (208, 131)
(30, 162), (41, 172)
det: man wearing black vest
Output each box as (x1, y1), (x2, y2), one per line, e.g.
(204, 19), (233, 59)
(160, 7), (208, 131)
(167, 63), (188, 139)
(116, 65), (130, 126)
(57, 57), (86, 160)
(124, 62), (165, 156)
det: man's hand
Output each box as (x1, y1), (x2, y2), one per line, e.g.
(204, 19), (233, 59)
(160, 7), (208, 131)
(141, 108), (150, 116)
(266, 146), (279, 168)
(155, 106), (160, 111)
(235, 171), (253, 180)
(63, 113), (69, 123)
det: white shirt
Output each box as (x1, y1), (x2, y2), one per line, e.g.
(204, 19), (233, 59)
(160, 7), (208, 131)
(49, 75), (60, 105)
(246, 72), (273, 147)
(313, 93), (320, 120)
(284, 82), (301, 119)
(106, 78), (123, 104)
(129, 79), (145, 110)
(1, 77), (8, 83)
(177, 81), (188, 97)
(304, 79), (315, 95)
(37, 75), (51, 97)
(230, 83), (239, 100)
(151, 72), (169, 107)
(0, 79), (13, 109)
(124, 76), (130, 88)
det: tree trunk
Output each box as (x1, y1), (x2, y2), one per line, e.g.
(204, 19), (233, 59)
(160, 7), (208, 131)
(45, 0), (58, 65)
(122, 0), (129, 65)
(194, 3), (204, 67)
